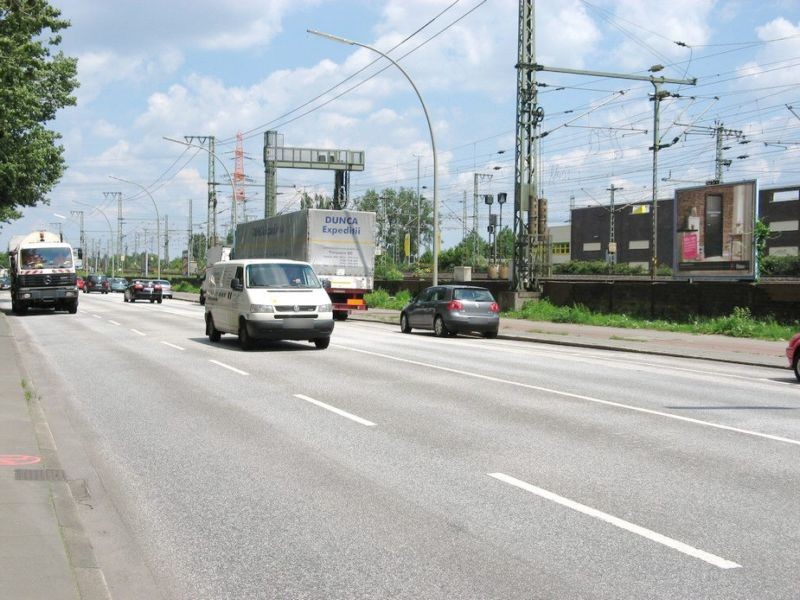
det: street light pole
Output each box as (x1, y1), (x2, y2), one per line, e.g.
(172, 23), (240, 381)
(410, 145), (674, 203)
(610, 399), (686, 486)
(307, 28), (439, 285)
(109, 176), (160, 280)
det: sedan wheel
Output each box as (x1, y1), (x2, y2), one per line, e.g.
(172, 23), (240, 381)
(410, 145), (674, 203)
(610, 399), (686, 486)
(400, 313), (411, 333)
(314, 337), (330, 350)
(482, 329), (498, 339)
(434, 316), (451, 338)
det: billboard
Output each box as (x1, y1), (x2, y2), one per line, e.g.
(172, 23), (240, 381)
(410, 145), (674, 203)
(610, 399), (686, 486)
(673, 180), (758, 279)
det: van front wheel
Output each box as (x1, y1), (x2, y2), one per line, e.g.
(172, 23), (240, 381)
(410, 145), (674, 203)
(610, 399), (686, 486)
(206, 314), (221, 342)
(239, 319), (254, 351)
(314, 337), (330, 350)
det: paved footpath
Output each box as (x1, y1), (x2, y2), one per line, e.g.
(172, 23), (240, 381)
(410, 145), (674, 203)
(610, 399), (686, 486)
(0, 312), (110, 600)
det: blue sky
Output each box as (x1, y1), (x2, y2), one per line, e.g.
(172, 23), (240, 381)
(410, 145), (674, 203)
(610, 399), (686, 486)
(3, 0), (800, 257)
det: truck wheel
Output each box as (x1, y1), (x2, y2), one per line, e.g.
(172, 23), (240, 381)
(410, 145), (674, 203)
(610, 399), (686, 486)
(150, 299), (155, 303)
(67, 300), (78, 314)
(333, 311), (348, 321)
(157, 298), (162, 304)
(13, 302), (28, 315)
(314, 337), (330, 350)
(199, 291), (206, 306)
(238, 319), (254, 351)
(206, 314), (221, 342)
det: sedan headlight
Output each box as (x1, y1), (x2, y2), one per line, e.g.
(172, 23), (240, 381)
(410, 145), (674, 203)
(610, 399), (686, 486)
(249, 303), (275, 313)
(318, 303), (332, 313)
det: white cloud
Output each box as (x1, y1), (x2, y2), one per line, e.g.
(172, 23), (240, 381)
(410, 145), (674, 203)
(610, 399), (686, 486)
(92, 119), (124, 139)
(604, 0), (715, 73)
(75, 49), (184, 104)
(736, 18), (800, 89)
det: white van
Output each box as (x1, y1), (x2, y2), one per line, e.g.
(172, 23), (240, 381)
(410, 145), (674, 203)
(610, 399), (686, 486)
(203, 259), (334, 350)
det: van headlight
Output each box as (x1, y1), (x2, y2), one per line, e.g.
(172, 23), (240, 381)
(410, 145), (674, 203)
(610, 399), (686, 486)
(249, 304), (275, 313)
(318, 303), (332, 313)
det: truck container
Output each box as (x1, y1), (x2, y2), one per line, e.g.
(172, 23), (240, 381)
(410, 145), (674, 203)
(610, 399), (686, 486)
(7, 230), (80, 314)
(234, 209), (376, 320)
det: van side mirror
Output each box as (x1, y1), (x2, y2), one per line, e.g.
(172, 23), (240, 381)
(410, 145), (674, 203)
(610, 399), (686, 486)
(230, 278), (243, 291)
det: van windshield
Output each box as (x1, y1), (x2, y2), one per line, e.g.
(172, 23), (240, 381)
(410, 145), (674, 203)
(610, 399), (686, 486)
(246, 263), (321, 289)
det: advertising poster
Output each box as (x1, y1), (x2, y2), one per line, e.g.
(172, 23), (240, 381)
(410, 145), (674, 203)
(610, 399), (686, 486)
(673, 180), (758, 279)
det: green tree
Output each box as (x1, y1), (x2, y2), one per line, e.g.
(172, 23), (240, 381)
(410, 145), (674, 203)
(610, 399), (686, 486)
(354, 187), (433, 264)
(0, 1), (78, 222)
(438, 231), (490, 270)
(190, 233), (207, 267)
(496, 226), (514, 260)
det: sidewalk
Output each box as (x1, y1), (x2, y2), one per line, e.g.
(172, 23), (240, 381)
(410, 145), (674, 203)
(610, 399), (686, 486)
(349, 308), (789, 369)
(172, 291), (789, 369)
(0, 313), (110, 600)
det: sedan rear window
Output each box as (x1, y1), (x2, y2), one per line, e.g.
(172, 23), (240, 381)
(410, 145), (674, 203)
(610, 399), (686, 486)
(454, 288), (494, 302)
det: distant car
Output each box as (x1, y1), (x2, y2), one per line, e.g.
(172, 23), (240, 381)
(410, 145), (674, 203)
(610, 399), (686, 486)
(787, 332), (800, 382)
(84, 274), (109, 294)
(123, 279), (163, 304)
(0, 275), (10, 290)
(109, 277), (128, 293)
(153, 279), (172, 299)
(76, 277), (84, 290)
(400, 284), (500, 338)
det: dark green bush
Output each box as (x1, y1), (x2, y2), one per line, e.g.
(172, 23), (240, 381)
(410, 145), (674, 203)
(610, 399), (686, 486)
(760, 255), (800, 277)
(553, 261), (647, 275)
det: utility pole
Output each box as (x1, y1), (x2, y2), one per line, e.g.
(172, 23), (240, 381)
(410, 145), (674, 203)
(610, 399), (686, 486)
(187, 199), (193, 275)
(462, 190), (468, 244)
(473, 173), (493, 263)
(677, 120), (743, 184)
(104, 191), (122, 274)
(143, 228), (149, 277)
(164, 215), (169, 266)
(185, 135), (217, 248)
(512, 0), (541, 291)
(414, 154), (421, 262)
(607, 184), (622, 264)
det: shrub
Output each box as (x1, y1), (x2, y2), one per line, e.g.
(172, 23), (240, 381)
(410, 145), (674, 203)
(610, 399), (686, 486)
(365, 288), (413, 310)
(553, 261), (647, 275)
(760, 255), (800, 277)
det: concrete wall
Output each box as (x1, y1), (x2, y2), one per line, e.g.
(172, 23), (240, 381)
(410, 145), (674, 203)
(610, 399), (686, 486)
(541, 279), (799, 322)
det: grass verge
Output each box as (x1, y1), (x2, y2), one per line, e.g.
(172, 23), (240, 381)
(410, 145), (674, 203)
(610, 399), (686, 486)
(506, 301), (796, 341)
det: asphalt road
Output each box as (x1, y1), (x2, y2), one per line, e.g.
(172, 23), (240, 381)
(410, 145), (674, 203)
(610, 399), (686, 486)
(7, 292), (800, 599)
